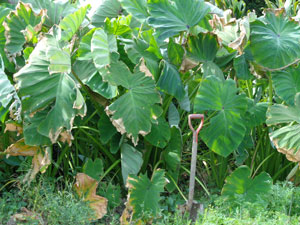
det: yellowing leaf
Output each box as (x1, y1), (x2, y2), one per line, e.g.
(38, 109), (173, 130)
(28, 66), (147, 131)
(74, 173), (108, 220)
(5, 139), (51, 182)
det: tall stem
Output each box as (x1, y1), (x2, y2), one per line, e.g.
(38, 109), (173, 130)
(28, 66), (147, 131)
(268, 72), (273, 106)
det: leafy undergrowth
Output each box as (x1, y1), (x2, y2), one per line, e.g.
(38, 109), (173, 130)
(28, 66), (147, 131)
(1, 178), (300, 225)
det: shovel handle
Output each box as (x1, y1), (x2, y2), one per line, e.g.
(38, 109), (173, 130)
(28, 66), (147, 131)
(188, 114), (204, 142)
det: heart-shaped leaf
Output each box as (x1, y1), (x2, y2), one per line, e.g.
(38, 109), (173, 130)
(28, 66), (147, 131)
(186, 33), (219, 63)
(147, 0), (210, 42)
(194, 76), (248, 157)
(250, 12), (300, 70)
(105, 60), (161, 145)
(4, 2), (45, 54)
(0, 55), (17, 108)
(222, 166), (272, 202)
(121, 169), (165, 223)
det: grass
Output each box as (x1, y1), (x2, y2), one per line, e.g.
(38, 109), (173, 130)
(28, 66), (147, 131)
(1, 176), (300, 225)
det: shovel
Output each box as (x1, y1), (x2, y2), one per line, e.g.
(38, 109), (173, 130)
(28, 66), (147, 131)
(187, 114), (204, 220)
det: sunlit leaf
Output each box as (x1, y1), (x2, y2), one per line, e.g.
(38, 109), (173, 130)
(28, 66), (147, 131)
(250, 12), (300, 69)
(147, 0), (210, 42)
(119, 0), (148, 22)
(15, 29), (86, 145)
(105, 60), (161, 145)
(194, 76), (248, 157)
(4, 2), (45, 54)
(121, 169), (165, 223)
(222, 166), (272, 202)
(90, 0), (121, 27)
(91, 28), (118, 70)
(59, 4), (90, 41)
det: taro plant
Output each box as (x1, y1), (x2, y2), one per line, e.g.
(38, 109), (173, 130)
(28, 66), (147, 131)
(1, 0), (300, 221)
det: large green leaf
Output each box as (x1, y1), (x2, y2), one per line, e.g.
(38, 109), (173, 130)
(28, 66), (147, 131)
(121, 143), (143, 184)
(15, 30), (86, 145)
(267, 93), (300, 162)
(250, 12), (300, 70)
(157, 61), (185, 101)
(128, 169), (165, 220)
(119, 0), (148, 22)
(194, 76), (248, 157)
(59, 4), (90, 41)
(4, 2), (45, 54)
(147, 0), (210, 42)
(222, 166), (272, 202)
(90, 0), (121, 27)
(91, 28), (118, 70)
(272, 67), (300, 106)
(105, 60), (160, 145)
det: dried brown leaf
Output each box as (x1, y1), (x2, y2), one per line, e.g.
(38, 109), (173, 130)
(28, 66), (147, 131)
(74, 173), (108, 220)
(4, 122), (23, 136)
(5, 139), (51, 182)
(139, 58), (153, 79)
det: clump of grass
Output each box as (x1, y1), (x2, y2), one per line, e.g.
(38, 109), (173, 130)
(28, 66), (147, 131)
(0, 177), (93, 224)
(157, 182), (300, 225)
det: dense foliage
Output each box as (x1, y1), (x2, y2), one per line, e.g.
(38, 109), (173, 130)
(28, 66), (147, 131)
(1, 0), (300, 223)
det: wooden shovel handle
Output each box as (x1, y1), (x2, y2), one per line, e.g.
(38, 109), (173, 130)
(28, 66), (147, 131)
(188, 114), (204, 142)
